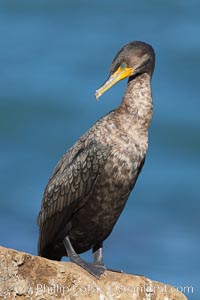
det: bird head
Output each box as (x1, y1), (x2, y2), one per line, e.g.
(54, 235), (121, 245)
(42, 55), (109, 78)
(95, 41), (155, 100)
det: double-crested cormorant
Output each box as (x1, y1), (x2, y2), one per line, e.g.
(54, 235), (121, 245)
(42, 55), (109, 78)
(38, 41), (155, 278)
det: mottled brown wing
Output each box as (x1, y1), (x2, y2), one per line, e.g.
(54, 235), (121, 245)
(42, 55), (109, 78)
(37, 141), (110, 257)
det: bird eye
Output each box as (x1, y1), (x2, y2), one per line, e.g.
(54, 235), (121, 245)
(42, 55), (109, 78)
(120, 63), (126, 69)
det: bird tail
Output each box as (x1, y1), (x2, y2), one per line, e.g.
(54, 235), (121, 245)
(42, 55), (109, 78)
(38, 238), (64, 261)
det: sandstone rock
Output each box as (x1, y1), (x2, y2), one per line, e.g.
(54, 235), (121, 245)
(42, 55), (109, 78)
(0, 246), (187, 300)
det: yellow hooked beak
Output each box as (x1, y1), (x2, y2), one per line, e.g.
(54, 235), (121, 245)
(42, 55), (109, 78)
(95, 65), (133, 100)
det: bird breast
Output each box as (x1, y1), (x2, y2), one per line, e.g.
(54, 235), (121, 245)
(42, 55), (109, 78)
(93, 117), (148, 193)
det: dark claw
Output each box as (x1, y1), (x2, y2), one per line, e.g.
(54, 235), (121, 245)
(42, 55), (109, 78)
(104, 266), (124, 274)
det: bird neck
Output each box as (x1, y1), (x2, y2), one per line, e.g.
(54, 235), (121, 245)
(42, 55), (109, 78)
(117, 73), (153, 131)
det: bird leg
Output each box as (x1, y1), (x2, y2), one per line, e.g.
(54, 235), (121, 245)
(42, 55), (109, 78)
(63, 236), (106, 279)
(92, 242), (104, 265)
(93, 242), (123, 274)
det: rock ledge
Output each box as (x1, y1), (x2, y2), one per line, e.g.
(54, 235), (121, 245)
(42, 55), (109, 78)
(0, 246), (187, 299)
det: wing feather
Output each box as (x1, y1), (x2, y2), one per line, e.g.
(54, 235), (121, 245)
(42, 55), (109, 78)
(38, 140), (109, 257)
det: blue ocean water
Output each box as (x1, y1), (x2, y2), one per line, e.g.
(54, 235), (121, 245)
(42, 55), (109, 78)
(0, 1), (199, 298)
